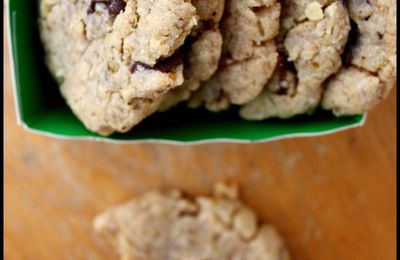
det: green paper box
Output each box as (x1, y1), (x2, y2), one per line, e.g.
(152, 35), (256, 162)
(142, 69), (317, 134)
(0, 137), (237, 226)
(6, 0), (365, 144)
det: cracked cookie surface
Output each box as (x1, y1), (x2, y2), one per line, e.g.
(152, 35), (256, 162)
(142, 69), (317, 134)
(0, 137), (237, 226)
(94, 183), (289, 260)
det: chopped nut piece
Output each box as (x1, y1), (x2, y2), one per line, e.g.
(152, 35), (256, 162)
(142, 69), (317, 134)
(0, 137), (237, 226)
(305, 2), (324, 21)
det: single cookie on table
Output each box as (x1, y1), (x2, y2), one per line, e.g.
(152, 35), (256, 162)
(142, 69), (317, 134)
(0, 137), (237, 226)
(188, 0), (281, 111)
(94, 183), (290, 260)
(40, 0), (198, 135)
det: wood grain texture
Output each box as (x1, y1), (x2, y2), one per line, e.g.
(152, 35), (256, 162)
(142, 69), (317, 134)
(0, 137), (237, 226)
(4, 20), (396, 260)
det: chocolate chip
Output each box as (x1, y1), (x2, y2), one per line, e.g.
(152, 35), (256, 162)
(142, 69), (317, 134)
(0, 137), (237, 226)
(274, 54), (297, 95)
(130, 62), (153, 73)
(377, 32), (384, 39)
(277, 55), (296, 74)
(276, 82), (289, 95)
(108, 0), (126, 16)
(342, 19), (360, 67)
(214, 89), (225, 103)
(154, 51), (184, 73)
(276, 87), (289, 95)
(251, 6), (267, 13)
(277, 55), (296, 80)
(202, 20), (216, 30)
(87, 0), (126, 16)
(87, 1), (97, 14)
(130, 51), (183, 73)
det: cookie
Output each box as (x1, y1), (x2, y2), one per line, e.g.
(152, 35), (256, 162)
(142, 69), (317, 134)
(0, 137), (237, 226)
(188, 0), (281, 110)
(240, 0), (396, 120)
(157, 0), (225, 112)
(240, 1), (350, 120)
(94, 183), (290, 260)
(321, 0), (396, 115)
(40, 0), (197, 135)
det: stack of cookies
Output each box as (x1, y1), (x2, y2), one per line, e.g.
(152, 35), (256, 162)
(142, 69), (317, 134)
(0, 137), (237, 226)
(40, 0), (396, 135)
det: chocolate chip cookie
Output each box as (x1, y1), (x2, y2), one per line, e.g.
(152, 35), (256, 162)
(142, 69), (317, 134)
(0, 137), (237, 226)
(40, 0), (197, 135)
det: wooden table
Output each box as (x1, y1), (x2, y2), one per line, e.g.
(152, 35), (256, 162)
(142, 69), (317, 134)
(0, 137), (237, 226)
(4, 22), (396, 260)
